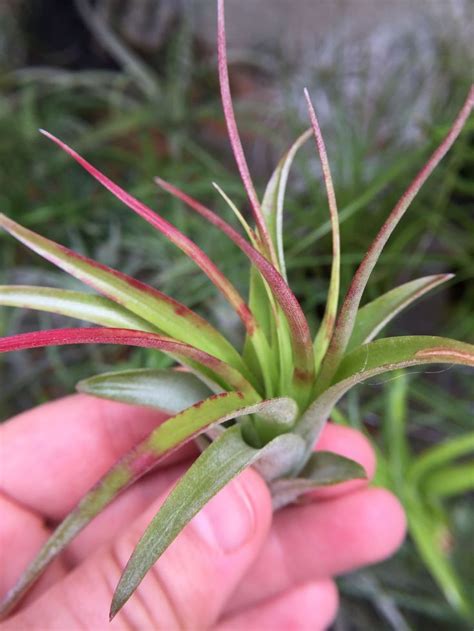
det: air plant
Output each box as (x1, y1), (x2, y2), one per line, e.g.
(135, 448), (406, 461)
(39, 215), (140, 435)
(0, 0), (473, 621)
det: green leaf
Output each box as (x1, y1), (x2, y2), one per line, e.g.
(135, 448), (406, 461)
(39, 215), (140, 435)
(211, 181), (259, 247)
(305, 91), (341, 373)
(77, 368), (212, 412)
(0, 214), (246, 374)
(384, 370), (410, 493)
(0, 393), (297, 618)
(110, 425), (306, 619)
(253, 432), (305, 481)
(422, 463), (474, 500)
(408, 432), (474, 485)
(347, 274), (453, 352)
(40, 131), (260, 340)
(151, 176), (315, 403)
(261, 129), (312, 277)
(0, 285), (154, 331)
(405, 492), (473, 617)
(298, 336), (474, 446)
(316, 89), (473, 390)
(271, 451), (367, 509)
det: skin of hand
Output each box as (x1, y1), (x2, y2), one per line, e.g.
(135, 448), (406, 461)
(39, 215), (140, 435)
(0, 395), (406, 630)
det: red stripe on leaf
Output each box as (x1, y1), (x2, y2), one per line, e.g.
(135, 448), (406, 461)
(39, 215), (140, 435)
(39, 130), (256, 336)
(0, 327), (255, 394)
(155, 176), (314, 383)
(216, 0), (275, 260)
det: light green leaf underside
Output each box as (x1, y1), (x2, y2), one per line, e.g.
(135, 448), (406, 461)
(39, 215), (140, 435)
(0, 285), (155, 331)
(298, 336), (474, 445)
(0, 393), (298, 619)
(271, 451), (367, 509)
(261, 129), (312, 279)
(77, 368), (213, 413)
(347, 274), (453, 352)
(110, 425), (306, 618)
(0, 214), (246, 374)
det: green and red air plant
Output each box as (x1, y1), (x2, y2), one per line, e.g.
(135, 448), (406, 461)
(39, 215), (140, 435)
(0, 0), (473, 620)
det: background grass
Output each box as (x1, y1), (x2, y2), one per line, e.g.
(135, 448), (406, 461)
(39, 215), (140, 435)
(0, 2), (473, 628)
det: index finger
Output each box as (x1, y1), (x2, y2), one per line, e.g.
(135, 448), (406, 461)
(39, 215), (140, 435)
(0, 394), (196, 520)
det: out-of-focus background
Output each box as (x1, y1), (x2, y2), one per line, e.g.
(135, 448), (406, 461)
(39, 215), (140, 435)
(0, 1), (473, 628)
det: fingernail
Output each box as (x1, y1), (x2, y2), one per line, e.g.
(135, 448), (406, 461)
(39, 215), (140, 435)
(192, 475), (256, 553)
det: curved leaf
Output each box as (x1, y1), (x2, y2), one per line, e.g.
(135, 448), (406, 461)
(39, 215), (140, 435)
(77, 368), (212, 412)
(0, 214), (246, 374)
(305, 90), (341, 372)
(298, 336), (474, 446)
(110, 425), (306, 618)
(317, 88), (474, 390)
(422, 463), (474, 500)
(152, 176), (315, 403)
(271, 451), (367, 509)
(39, 131), (259, 338)
(0, 285), (154, 331)
(0, 394), (297, 618)
(408, 432), (474, 485)
(347, 274), (453, 352)
(216, 0), (274, 258)
(261, 129), (312, 277)
(0, 327), (258, 396)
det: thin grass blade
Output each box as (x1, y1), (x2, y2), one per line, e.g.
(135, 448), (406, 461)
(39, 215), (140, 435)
(211, 181), (259, 246)
(408, 432), (474, 486)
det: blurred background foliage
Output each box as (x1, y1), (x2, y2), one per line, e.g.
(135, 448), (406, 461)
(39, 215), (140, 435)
(0, 1), (473, 629)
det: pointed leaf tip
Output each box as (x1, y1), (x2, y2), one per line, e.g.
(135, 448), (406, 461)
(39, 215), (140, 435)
(40, 129), (256, 337)
(316, 87), (474, 388)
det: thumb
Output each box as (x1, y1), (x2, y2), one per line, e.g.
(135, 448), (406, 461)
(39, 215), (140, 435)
(6, 468), (272, 630)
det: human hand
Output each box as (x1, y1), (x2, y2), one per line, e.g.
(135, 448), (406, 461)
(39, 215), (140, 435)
(0, 395), (405, 630)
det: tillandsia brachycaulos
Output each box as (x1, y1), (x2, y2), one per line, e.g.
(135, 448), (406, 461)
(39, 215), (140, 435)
(0, 0), (473, 621)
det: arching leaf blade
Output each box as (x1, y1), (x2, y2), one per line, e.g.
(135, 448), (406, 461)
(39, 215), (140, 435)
(298, 336), (474, 446)
(0, 214), (246, 374)
(39, 130), (258, 338)
(261, 129), (312, 277)
(317, 88), (474, 390)
(271, 451), (367, 509)
(152, 177), (315, 404)
(0, 393), (298, 619)
(0, 327), (258, 396)
(0, 285), (155, 331)
(110, 425), (306, 619)
(77, 368), (213, 412)
(305, 90), (341, 373)
(347, 274), (454, 352)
